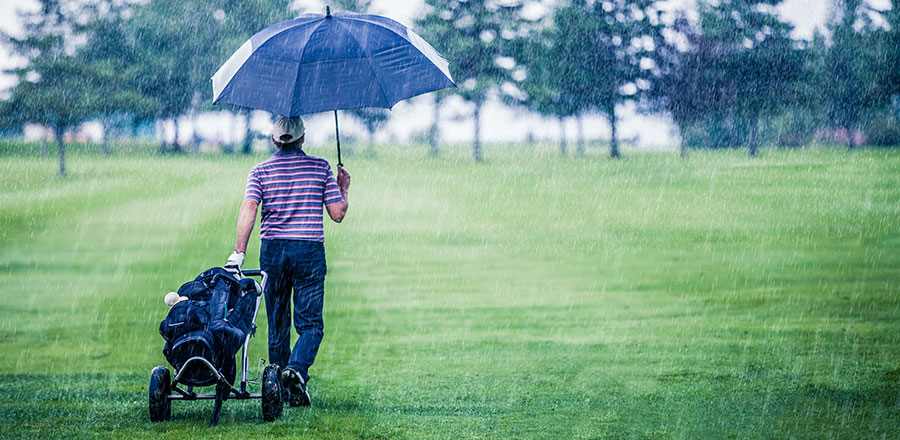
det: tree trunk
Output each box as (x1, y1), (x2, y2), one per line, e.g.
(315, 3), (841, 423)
(473, 100), (483, 162)
(158, 118), (181, 154)
(41, 140), (49, 157)
(157, 119), (167, 154)
(558, 116), (567, 156)
(677, 124), (687, 158)
(100, 120), (111, 156)
(609, 106), (620, 159)
(221, 113), (238, 154)
(846, 125), (855, 150)
(429, 95), (442, 157)
(172, 118), (183, 153)
(576, 113), (585, 157)
(241, 111), (253, 155)
(54, 126), (66, 177)
(367, 127), (376, 157)
(190, 92), (202, 153)
(748, 117), (760, 157)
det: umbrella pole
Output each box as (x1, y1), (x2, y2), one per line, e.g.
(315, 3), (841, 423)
(333, 110), (343, 167)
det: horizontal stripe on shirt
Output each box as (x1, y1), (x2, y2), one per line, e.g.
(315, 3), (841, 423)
(262, 195), (323, 203)
(245, 150), (343, 242)
(260, 164), (327, 171)
(264, 168), (327, 176)
(260, 232), (323, 238)
(265, 212), (324, 218)
(260, 179), (325, 187)
(263, 220), (322, 226)
(260, 225), (323, 231)
(263, 198), (323, 212)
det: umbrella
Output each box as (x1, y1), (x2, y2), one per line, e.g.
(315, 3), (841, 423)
(211, 6), (455, 166)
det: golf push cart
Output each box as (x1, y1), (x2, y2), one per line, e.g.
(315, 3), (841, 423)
(148, 268), (282, 426)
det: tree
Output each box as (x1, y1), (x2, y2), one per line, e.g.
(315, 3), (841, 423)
(78, 1), (155, 154)
(124, 0), (227, 153)
(517, 29), (583, 156)
(3, 61), (109, 176)
(1, 0), (108, 175)
(658, 11), (748, 151)
(0, 100), (24, 138)
(777, 30), (827, 148)
(882, 1), (900, 100)
(648, 12), (694, 156)
(824, 0), (891, 149)
(550, 0), (668, 159)
(418, 0), (524, 161)
(661, 0), (806, 156)
(429, 92), (446, 157)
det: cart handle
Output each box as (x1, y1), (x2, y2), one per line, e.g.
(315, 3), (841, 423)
(241, 269), (264, 277)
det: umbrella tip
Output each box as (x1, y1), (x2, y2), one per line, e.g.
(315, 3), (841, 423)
(325, 5), (331, 17)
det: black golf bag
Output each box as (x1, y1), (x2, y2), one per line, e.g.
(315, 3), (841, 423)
(159, 268), (258, 386)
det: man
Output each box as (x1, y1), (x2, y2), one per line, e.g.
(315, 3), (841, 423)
(226, 115), (350, 407)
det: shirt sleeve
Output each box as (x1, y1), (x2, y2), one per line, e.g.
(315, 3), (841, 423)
(323, 163), (344, 206)
(244, 168), (262, 203)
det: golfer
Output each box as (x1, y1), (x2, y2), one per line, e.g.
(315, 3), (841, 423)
(226, 115), (350, 407)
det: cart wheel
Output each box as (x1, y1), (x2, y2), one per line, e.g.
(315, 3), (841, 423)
(149, 366), (172, 422)
(261, 364), (283, 421)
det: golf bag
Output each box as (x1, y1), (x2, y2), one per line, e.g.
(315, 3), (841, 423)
(159, 268), (258, 386)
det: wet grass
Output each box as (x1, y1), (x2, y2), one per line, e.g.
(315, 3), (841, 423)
(0, 143), (898, 439)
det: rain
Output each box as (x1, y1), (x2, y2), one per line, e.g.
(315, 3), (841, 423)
(0, 0), (898, 438)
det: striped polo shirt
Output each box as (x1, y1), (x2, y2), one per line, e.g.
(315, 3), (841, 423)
(244, 149), (344, 242)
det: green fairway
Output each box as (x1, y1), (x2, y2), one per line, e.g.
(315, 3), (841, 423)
(1, 144), (898, 439)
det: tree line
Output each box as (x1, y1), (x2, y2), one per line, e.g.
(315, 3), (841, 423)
(422, 0), (899, 160)
(1, 0), (898, 175)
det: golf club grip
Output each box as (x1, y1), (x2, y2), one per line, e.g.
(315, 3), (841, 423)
(241, 269), (263, 277)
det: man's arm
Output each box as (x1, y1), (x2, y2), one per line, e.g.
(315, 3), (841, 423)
(234, 199), (259, 253)
(326, 166), (350, 223)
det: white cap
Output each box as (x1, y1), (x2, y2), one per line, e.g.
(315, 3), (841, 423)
(272, 116), (305, 144)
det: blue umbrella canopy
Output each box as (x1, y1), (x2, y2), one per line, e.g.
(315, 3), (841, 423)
(212, 8), (455, 116)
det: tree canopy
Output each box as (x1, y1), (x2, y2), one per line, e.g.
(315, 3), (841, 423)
(661, 0), (807, 155)
(418, 0), (525, 161)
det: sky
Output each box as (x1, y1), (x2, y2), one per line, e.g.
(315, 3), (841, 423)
(0, 1), (842, 147)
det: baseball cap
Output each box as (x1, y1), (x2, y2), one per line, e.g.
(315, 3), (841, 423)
(272, 116), (305, 144)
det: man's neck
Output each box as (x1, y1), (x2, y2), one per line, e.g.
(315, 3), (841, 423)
(274, 148), (305, 156)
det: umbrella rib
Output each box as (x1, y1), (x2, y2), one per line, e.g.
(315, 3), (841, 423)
(336, 20), (392, 109)
(342, 15), (453, 85)
(213, 17), (326, 108)
(341, 15), (410, 41)
(289, 19), (328, 116)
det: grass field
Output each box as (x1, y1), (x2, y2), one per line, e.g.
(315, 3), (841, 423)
(1, 143), (899, 439)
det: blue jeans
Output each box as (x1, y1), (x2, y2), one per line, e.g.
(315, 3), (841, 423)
(260, 239), (326, 381)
